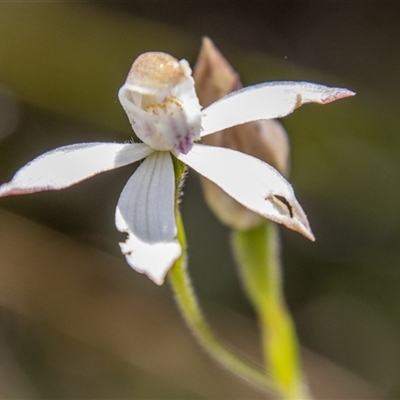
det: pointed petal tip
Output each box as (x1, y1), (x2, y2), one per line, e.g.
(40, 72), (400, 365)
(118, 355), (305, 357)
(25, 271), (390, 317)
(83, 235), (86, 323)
(127, 249), (173, 285)
(285, 199), (315, 242)
(0, 183), (36, 198)
(303, 227), (315, 242)
(0, 181), (59, 197)
(322, 88), (356, 104)
(0, 183), (12, 198)
(279, 215), (315, 242)
(150, 274), (166, 286)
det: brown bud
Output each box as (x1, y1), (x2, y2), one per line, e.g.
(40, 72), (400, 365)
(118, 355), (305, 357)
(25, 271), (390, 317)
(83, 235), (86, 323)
(193, 37), (291, 230)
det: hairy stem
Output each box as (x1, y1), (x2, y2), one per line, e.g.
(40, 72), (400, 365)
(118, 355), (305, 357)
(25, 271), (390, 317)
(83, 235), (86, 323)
(168, 211), (278, 395)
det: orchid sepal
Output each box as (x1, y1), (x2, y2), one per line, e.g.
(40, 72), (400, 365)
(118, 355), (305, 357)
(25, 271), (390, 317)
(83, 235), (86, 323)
(201, 81), (355, 137)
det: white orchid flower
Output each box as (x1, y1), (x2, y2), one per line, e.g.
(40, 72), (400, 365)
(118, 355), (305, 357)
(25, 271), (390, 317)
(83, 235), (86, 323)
(0, 52), (354, 284)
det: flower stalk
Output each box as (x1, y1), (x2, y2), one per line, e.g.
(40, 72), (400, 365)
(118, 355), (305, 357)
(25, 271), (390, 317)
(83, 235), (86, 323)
(232, 222), (309, 399)
(168, 210), (279, 395)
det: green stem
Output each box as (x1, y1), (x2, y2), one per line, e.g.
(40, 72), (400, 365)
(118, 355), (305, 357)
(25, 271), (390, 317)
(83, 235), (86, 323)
(168, 211), (278, 395)
(232, 222), (309, 399)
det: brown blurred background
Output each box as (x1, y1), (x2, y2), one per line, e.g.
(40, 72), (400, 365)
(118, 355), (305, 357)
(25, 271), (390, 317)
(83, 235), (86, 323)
(0, 2), (399, 398)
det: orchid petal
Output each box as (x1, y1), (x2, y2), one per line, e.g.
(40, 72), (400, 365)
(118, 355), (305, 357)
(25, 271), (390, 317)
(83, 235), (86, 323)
(201, 81), (355, 137)
(177, 144), (314, 240)
(0, 142), (153, 197)
(115, 151), (180, 285)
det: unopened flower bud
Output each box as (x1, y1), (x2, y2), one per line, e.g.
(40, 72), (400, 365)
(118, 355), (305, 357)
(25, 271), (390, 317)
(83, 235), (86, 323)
(194, 37), (291, 230)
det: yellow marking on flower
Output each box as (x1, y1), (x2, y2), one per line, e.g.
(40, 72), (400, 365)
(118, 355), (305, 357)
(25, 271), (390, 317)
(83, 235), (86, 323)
(145, 96), (183, 115)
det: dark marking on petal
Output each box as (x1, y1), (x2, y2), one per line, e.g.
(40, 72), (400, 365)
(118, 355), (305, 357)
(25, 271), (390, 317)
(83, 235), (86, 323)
(272, 194), (294, 218)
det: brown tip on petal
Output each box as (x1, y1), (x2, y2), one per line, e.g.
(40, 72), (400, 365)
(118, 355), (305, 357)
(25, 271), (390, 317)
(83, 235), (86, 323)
(0, 183), (16, 198)
(127, 52), (186, 90)
(300, 219), (315, 241)
(289, 219), (315, 242)
(299, 219), (315, 242)
(322, 88), (356, 104)
(0, 184), (46, 198)
(287, 216), (315, 242)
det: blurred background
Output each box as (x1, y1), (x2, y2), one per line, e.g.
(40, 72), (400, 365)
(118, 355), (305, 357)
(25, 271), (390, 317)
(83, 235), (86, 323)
(0, 2), (399, 398)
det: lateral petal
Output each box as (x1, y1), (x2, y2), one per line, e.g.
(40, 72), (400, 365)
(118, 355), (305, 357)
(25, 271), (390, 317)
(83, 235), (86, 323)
(201, 81), (355, 137)
(0, 142), (153, 197)
(115, 151), (180, 285)
(177, 144), (314, 240)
